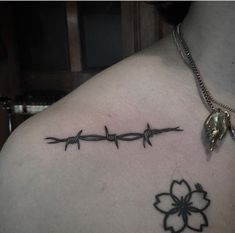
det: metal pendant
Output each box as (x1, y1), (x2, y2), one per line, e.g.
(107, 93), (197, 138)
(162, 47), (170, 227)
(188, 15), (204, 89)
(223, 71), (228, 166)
(204, 109), (230, 151)
(229, 123), (235, 140)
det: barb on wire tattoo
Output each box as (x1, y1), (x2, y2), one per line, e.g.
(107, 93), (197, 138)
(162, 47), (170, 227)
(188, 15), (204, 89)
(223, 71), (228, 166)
(45, 123), (183, 151)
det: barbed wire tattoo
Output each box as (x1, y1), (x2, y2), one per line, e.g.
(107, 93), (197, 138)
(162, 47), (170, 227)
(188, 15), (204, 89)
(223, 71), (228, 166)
(45, 123), (183, 151)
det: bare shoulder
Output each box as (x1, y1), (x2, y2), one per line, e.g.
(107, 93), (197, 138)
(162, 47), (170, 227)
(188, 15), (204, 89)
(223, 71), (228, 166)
(0, 34), (194, 182)
(0, 35), (235, 233)
(0, 34), (190, 157)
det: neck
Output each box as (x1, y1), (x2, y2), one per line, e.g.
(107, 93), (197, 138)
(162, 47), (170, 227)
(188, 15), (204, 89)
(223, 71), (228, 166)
(180, 2), (235, 106)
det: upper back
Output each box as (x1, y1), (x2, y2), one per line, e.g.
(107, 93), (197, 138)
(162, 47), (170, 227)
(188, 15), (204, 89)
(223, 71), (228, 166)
(0, 35), (234, 233)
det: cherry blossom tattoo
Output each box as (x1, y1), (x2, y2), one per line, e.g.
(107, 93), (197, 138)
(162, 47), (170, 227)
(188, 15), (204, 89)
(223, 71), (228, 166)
(153, 180), (210, 233)
(45, 123), (182, 150)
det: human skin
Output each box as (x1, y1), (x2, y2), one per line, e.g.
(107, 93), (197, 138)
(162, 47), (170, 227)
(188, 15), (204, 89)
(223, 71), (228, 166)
(0, 2), (234, 233)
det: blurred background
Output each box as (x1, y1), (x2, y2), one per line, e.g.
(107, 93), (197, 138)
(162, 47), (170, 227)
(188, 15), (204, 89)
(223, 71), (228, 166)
(0, 1), (173, 149)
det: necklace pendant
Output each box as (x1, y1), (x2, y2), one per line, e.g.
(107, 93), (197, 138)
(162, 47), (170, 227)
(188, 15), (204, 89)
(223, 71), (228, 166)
(204, 109), (230, 151)
(229, 124), (235, 140)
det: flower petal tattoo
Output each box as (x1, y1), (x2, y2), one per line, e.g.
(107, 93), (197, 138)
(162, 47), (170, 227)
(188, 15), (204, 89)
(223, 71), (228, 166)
(153, 180), (210, 233)
(45, 123), (183, 150)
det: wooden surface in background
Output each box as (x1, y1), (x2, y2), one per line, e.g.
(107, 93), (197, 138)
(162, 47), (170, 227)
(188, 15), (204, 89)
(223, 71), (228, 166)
(121, 2), (172, 58)
(19, 2), (172, 92)
(66, 2), (82, 72)
(121, 2), (139, 57)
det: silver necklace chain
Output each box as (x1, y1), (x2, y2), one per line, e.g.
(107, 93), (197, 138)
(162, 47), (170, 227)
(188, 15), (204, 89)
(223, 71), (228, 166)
(172, 23), (235, 114)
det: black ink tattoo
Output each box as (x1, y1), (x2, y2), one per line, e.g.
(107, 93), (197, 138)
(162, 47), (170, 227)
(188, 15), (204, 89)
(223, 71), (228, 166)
(153, 179), (210, 233)
(45, 123), (183, 150)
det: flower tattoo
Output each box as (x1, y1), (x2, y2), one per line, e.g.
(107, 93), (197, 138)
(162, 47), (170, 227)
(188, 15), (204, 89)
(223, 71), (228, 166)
(153, 180), (210, 233)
